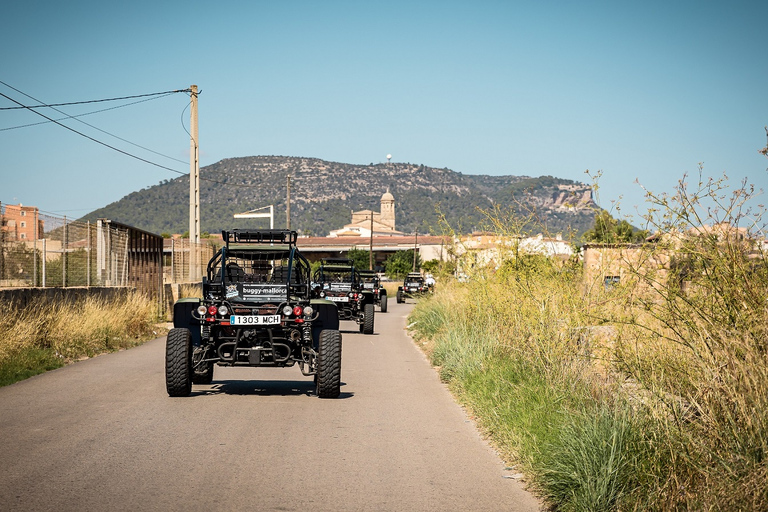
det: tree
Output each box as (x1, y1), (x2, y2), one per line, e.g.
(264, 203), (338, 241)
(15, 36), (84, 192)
(347, 248), (371, 270)
(582, 210), (648, 244)
(385, 249), (421, 279)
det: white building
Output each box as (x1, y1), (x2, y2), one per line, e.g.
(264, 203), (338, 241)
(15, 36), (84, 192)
(328, 190), (403, 237)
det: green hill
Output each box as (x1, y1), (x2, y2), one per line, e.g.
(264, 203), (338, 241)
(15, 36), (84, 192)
(82, 156), (596, 238)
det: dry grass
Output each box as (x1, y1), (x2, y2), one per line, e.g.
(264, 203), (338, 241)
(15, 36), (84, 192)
(0, 291), (162, 386)
(408, 173), (768, 510)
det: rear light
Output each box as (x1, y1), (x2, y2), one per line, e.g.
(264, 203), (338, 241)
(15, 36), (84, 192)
(218, 305), (229, 316)
(304, 305), (314, 317)
(293, 306), (303, 316)
(207, 305), (218, 316)
(282, 305), (294, 316)
(197, 305), (207, 316)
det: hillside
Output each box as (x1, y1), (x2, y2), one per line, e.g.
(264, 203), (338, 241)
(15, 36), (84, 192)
(82, 156), (597, 238)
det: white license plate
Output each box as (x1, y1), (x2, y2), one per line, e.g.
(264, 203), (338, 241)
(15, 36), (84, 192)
(327, 296), (349, 302)
(230, 315), (281, 325)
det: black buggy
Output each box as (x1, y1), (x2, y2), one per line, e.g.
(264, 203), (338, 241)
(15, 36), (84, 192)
(396, 272), (430, 303)
(357, 269), (388, 313)
(313, 259), (375, 334)
(166, 230), (342, 398)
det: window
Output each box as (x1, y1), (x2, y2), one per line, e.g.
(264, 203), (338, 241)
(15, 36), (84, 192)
(20, 233), (27, 239)
(604, 275), (620, 289)
(20, 211), (26, 217)
(20, 221), (26, 228)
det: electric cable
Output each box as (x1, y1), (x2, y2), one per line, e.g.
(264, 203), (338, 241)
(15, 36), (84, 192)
(0, 92), (175, 132)
(0, 87), (190, 110)
(0, 83), (267, 189)
(1, 83), (188, 165)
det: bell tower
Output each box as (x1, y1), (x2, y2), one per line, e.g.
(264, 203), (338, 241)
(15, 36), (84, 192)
(380, 189), (395, 230)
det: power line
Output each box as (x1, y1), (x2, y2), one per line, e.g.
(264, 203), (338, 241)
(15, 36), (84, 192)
(0, 92), (175, 132)
(0, 87), (190, 110)
(0, 89), (188, 175)
(0, 83), (266, 190)
(1, 82), (189, 165)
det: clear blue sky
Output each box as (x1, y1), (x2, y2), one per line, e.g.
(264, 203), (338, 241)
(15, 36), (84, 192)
(1, 0), (766, 226)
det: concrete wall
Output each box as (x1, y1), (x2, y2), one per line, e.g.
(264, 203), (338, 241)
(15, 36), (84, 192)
(0, 287), (133, 309)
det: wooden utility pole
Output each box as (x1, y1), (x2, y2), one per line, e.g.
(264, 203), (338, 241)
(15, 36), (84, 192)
(412, 231), (418, 272)
(188, 85), (200, 280)
(369, 213), (374, 270)
(286, 174), (291, 230)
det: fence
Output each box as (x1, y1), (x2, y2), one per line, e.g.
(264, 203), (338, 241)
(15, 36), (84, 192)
(0, 206), (212, 307)
(163, 237), (215, 285)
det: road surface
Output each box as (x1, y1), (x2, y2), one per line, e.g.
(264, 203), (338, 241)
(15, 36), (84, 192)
(0, 301), (541, 511)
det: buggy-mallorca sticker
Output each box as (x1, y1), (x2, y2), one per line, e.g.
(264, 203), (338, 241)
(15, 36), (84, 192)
(241, 284), (288, 301)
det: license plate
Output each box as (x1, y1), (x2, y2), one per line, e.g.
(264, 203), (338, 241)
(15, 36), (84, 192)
(327, 296), (349, 302)
(230, 315), (281, 325)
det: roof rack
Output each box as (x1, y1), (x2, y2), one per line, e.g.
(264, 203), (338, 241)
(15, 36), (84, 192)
(223, 229), (298, 245)
(322, 258), (353, 266)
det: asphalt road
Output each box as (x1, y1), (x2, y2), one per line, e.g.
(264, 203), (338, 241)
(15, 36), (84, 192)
(0, 301), (541, 512)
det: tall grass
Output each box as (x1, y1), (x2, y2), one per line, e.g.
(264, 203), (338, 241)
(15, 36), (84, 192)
(0, 292), (161, 386)
(409, 173), (768, 510)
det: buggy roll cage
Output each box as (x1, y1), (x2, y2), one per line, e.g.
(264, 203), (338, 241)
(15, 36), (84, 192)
(204, 230), (311, 292)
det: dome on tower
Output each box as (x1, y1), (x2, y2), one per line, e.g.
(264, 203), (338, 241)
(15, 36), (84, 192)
(381, 189), (394, 201)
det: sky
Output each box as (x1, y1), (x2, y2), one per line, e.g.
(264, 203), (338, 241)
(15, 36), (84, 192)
(1, 0), (766, 227)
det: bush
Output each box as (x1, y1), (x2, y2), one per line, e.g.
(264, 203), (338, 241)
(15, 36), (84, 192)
(408, 171), (768, 510)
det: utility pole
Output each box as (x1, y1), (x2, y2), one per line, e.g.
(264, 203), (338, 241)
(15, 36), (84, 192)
(369, 213), (374, 270)
(286, 174), (291, 230)
(188, 85), (200, 280)
(412, 231), (418, 272)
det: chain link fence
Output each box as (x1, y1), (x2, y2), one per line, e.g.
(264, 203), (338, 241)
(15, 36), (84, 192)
(1, 206), (212, 307)
(163, 237), (215, 284)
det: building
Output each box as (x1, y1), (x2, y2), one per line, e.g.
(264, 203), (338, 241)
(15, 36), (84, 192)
(329, 190), (403, 237)
(0, 203), (44, 241)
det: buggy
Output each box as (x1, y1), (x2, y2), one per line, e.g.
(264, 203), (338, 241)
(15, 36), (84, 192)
(396, 272), (431, 303)
(313, 259), (375, 334)
(357, 269), (388, 313)
(166, 230), (342, 398)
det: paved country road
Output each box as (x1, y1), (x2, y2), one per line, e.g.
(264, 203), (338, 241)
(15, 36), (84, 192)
(0, 301), (541, 512)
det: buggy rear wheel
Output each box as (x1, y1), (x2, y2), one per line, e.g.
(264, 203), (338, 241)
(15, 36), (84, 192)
(362, 303), (375, 334)
(166, 328), (192, 397)
(316, 330), (342, 398)
(380, 293), (388, 313)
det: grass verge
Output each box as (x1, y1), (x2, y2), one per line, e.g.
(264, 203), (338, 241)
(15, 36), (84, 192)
(409, 256), (767, 510)
(0, 291), (163, 387)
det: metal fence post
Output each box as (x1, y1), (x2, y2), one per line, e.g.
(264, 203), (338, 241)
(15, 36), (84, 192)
(63, 215), (67, 287)
(86, 221), (91, 287)
(42, 238), (46, 288)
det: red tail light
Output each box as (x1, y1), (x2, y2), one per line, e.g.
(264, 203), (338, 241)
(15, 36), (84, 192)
(293, 306), (303, 316)
(207, 305), (218, 316)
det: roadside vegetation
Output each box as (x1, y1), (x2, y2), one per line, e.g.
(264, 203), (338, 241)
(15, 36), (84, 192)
(0, 291), (161, 387)
(410, 172), (767, 510)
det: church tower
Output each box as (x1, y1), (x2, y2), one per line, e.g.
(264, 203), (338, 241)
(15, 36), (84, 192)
(380, 189), (395, 230)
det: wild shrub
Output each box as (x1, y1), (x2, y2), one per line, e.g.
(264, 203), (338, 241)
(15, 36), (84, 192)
(411, 171), (768, 509)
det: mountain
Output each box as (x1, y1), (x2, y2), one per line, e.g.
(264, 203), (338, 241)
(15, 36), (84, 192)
(82, 156), (597, 238)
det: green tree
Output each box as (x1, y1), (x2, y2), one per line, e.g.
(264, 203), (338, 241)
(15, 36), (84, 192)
(582, 210), (647, 243)
(347, 248), (372, 270)
(385, 249), (421, 279)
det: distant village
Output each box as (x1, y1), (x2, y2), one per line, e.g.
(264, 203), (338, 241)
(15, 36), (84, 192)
(2, 192), (767, 296)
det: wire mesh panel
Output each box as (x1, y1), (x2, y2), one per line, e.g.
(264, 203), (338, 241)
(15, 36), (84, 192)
(1, 206), (163, 297)
(163, 238), (214, 284)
